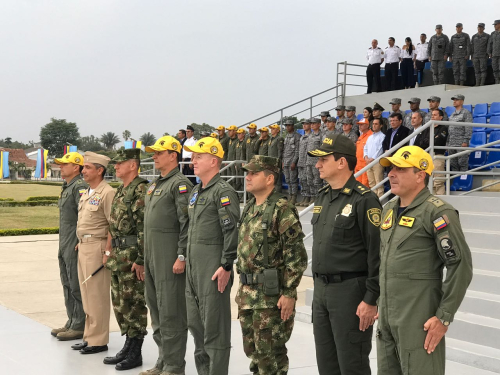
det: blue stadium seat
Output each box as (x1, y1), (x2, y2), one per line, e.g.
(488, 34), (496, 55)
(405, 109), (411, 114)
(485, 130), (500, 169)
(489, 102), (500, 117)
(357, 114), (364, 121)
(473, 103), (488, 118)
(421, 108), (429, 113)
(445, 106), (455, 117)
(473, 117), (487, 132)
(297, 129), (305, 136)
(382, 111), (390, 118)
(489, 116), (500, 134)
(450, 175), (473, 191)
(464, 104), (472, 113)
(468, 132), (487, 168)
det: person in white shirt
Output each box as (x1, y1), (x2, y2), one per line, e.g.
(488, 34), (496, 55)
(363, 118), (386, 197)
(384, 37), (402, 91)
(181, 125), (197, 184)
(366, 39), (384, 93)
(414, 33), (429, 85)
(400, 37), (416, 89)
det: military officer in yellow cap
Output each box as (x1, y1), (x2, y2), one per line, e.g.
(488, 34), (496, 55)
(234, 128), (247, 198)
(377, 146), (473, 375)
(183, 137), (240, 375)
(255, 127), (270, 156)
(216, 125), (229, 161)
(245, 123), (259, 162)
(226, 125), (238, 187)
(74, 151), (115, 354)
(210, 132), (218, 138)
(52, 152), (88, 341)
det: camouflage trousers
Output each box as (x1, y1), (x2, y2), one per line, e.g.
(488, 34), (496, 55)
(448, 148), (469, 172)
(431, 60), (446, 84)
(283, 165), (299, 195)
(452, 58), (467, 84)
(306, 164), (322, 198)
(298, 167), (310, 197)
(238, 308), (295, 375)
(473, 57), (488, 83)
(111, 270), (148, 338)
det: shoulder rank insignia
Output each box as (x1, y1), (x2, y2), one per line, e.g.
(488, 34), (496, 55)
(427, 196), (444, 207)
(313, 206), (322, 214)
(433, 216), (448, 231)
(220, 196), (231, 206)
(381, 209), (393, 230)
(367, 208), (381, 226)
(399, 216), (415, 228)
(341, 204), (352, 217)
(178, 185), (187, 194)
(147, 183), (156, 195)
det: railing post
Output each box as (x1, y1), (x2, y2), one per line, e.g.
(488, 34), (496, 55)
(446, 158), (451, 195)
(310, 97), (312, 118)
(280, 109), (284, 129)
(429, 123), (435, 193)
(336, 62), (339, 103)
(342, 61), (347, 103)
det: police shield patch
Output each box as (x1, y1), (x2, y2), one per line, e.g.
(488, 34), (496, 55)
(367, 208), (382, 226)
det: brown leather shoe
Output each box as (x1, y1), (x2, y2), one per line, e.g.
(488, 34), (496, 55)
(57, 329), (84, 341)
(139, 368), (163, 375)
(51, 326), (67, 337)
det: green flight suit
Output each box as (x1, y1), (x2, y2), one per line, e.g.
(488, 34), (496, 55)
(234, 138), (246, 193)
(245, 134), (259, 162)
(377, 188), (473, 375)
(144, 168), (193, 373)
(58, 175), (87, 331)
(311, 175), (381, 375)
(186, 174), (240, 375)
(255, 137), (269, 156)
(227, 136), (238, 188)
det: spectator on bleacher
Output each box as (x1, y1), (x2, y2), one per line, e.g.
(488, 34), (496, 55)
(297, 120), (312, 206)
(383, 113), (410, 154)
(428, 25), (450, 84)
(401, 37), (416, 89)
(322, 117), (337, 139)
(448, 94), (473, 171)
(471, 23), (490, 86)
(450, 23), (471, 86)
(409, 112), (430, 149)
(306, 118), (323, 203)
(389, 98), (404, 116)
(384, 37), (401, 91)
(488, 20), (500, 84)
(335, 105), (346, 122)
(403, 98), (426, 129)
(355, 118), (372, 186)
(373, 102), (389, 132)
(425, 96), (449, 123)
(363, 106), (374, 124)
(320, 111), (330, 133)
(430, 109), (450, 194)
(366, 39), (384, 94)
(364, 118), (386, 197)
(414, 33), (429, 86)
(341, 121), (359, 144)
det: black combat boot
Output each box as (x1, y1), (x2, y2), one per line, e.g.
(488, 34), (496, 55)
(103, 336), (131, 365)
(115, 337), (143, 371)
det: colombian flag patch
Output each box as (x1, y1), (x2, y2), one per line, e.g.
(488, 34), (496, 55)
(179, 185), (187, 194)
(220, 196), (231, 206)
(78, 189), (86, 196)
(433, 216), (447, 231)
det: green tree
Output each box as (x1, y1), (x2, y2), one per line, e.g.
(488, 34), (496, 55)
(40, 118), (81, 157)
(140, 132), (156, 146)
(122, 130), (131, 141)
(80, 135), (105, 152)
(4, 137), (12, 145)
(100, 132), (120, 150)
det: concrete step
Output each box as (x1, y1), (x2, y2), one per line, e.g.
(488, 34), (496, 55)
(458, 212), (500, 232)
(464, 229), (500, 251)
(447, 338), (500, 373)
(469, 269), (500, 295)
(296, 305), (312, 324)
(442, 196), (500, 215)
(471, 248), (500, 273)
(460, 290), (500, 320)
(448, 311), (500, 350)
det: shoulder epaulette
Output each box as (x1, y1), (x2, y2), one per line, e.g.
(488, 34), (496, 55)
(319, 184), (329, 193)
(369, 47), (373, 49)
(427, 196), (445, 208)
(354, 184), (370, 195)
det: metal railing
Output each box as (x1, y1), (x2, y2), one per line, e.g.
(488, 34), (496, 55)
(336, 61), (368, 103)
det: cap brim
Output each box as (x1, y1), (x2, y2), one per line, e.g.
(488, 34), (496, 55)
(183, 144), (206, 154)
(54, 158), (66, 165)
(145, 145), (163, 153)
(307, 149), (334, 157)
(379, 156), (414, 168)
(451, 97), (462, 100)
(242, 163), (264, 172)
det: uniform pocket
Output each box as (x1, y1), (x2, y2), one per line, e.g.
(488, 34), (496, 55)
(406, 348), (435, 375)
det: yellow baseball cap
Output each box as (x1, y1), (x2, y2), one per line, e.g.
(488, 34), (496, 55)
(237, 128), (246, 134)
(380, 146), (434, 175)
(259, 127), (269, 132)
(54, 152), (84, 166)
(216, 125), (226, 131)
(247, 123), (257, 129)
(269, 124), (280, 130)
(226, 125), (238, 131)
(145, 136), (182, 154)
(210, 132), (218, 138)
(184, 137), (224, 159)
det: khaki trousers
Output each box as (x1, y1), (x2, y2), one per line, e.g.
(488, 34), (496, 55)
(366, 164), (384, 197)
(433, 158), (446, 195)
(77, 238), (111, 346)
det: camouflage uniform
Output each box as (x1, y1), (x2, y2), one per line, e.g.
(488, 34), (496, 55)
(297, 132), (311, 199)
(488, 29), (500, 83)
(283, 132), (301, 196)
(471, 31), (490, 85)
(449, 32), (471, 85)
(428, 32), (450, 84)
(341, 130), (358, 143)
(245, 134), (259, 162)
(306, 130), (323, 199)
(234, 136), (247, 193)
(448, 106), (473, 171)
(340, 115), (359, 135)
(107, 177), (148, 339)
(237, 156), (307, 375)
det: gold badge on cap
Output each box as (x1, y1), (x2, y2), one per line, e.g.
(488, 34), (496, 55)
(401, 151), (411, 159)
(65, 155), (70, 159)
(160, 141), (165, 146)
(210, 146), (218, 155)
(171, 143), (178, 150)
(75, 157), (81, 163)
(341, 204), (352, 217)
(419, 159), (428, 170)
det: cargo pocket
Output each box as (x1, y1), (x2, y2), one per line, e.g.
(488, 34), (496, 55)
(256, 327), (273, 354)
(406, 348), (435, 375)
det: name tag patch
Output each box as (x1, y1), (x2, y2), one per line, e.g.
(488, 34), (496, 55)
(399, 216), (415, 228)
(313, 206), (322, 214)
(154, 189), (162, 196)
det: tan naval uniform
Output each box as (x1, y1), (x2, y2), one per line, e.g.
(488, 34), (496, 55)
(77, 158), (115, 346)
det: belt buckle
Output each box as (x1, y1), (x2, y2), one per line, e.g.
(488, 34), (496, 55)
(320, 274), (329, 284)
(83, 234), (92, 238)
(246, 274), (254, 285)
(333, 274), (342, 283)
(240, 274), (247, 285)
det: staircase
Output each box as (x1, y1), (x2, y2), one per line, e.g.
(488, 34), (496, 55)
(296, 194), (500, 373)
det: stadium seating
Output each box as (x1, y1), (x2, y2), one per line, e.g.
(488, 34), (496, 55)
(405, 109), (411, 114)
(485, 130), (500, 169)
(489, 102), (500, 117)
(450, 174), (473, 191)
(421, 108), (429, 113)
(357, 114), (364, 121)
(473, 103), (488, 118)
(445, 106), (455, 117)
(382, 111), (390, 118)
(297, 129), (305, 136)
(473, 117), (487, 132)
(464, 104), (472, 113)
(468, 132), (487, 168)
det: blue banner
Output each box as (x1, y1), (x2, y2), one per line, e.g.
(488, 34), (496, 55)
(69, 145), (77, 152)
(0, 151), (9, 178)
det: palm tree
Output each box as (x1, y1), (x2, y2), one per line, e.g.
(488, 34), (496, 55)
(140, 132), (156, 146)
(5, 137), (12, 145)
(100, 132), (120, 150)
(122, 130), (131, 141)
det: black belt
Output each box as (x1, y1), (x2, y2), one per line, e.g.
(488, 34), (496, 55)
(386, 62), (398, 65)
(112, 236), (138, 249)
(240, 273), (265, 285)
(314, 271), (368, 284)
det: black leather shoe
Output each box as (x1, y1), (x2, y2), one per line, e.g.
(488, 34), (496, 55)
(80, 345), (108, 354)
(71, 341), (88, 350)
(103, 337), (131, 365)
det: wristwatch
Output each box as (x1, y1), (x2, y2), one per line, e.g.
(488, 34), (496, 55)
(440, 319), (450, 326)
(178, 255), (185, 262)
(221, 263), (232, 271)
(105, 251), (111, 256)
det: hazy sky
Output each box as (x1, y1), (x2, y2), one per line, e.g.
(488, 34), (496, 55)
(1, 0), (498, 144)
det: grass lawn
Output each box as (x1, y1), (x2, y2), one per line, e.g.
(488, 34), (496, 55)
(0, 206), (59, 229)
(0, 184), (61, 201)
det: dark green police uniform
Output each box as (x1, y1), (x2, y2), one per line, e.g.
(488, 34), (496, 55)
(377, 189), (473, 375)
(186, 174), (240, 375)
(58, 175), (87, 333)
(144, 167), (193, 374)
